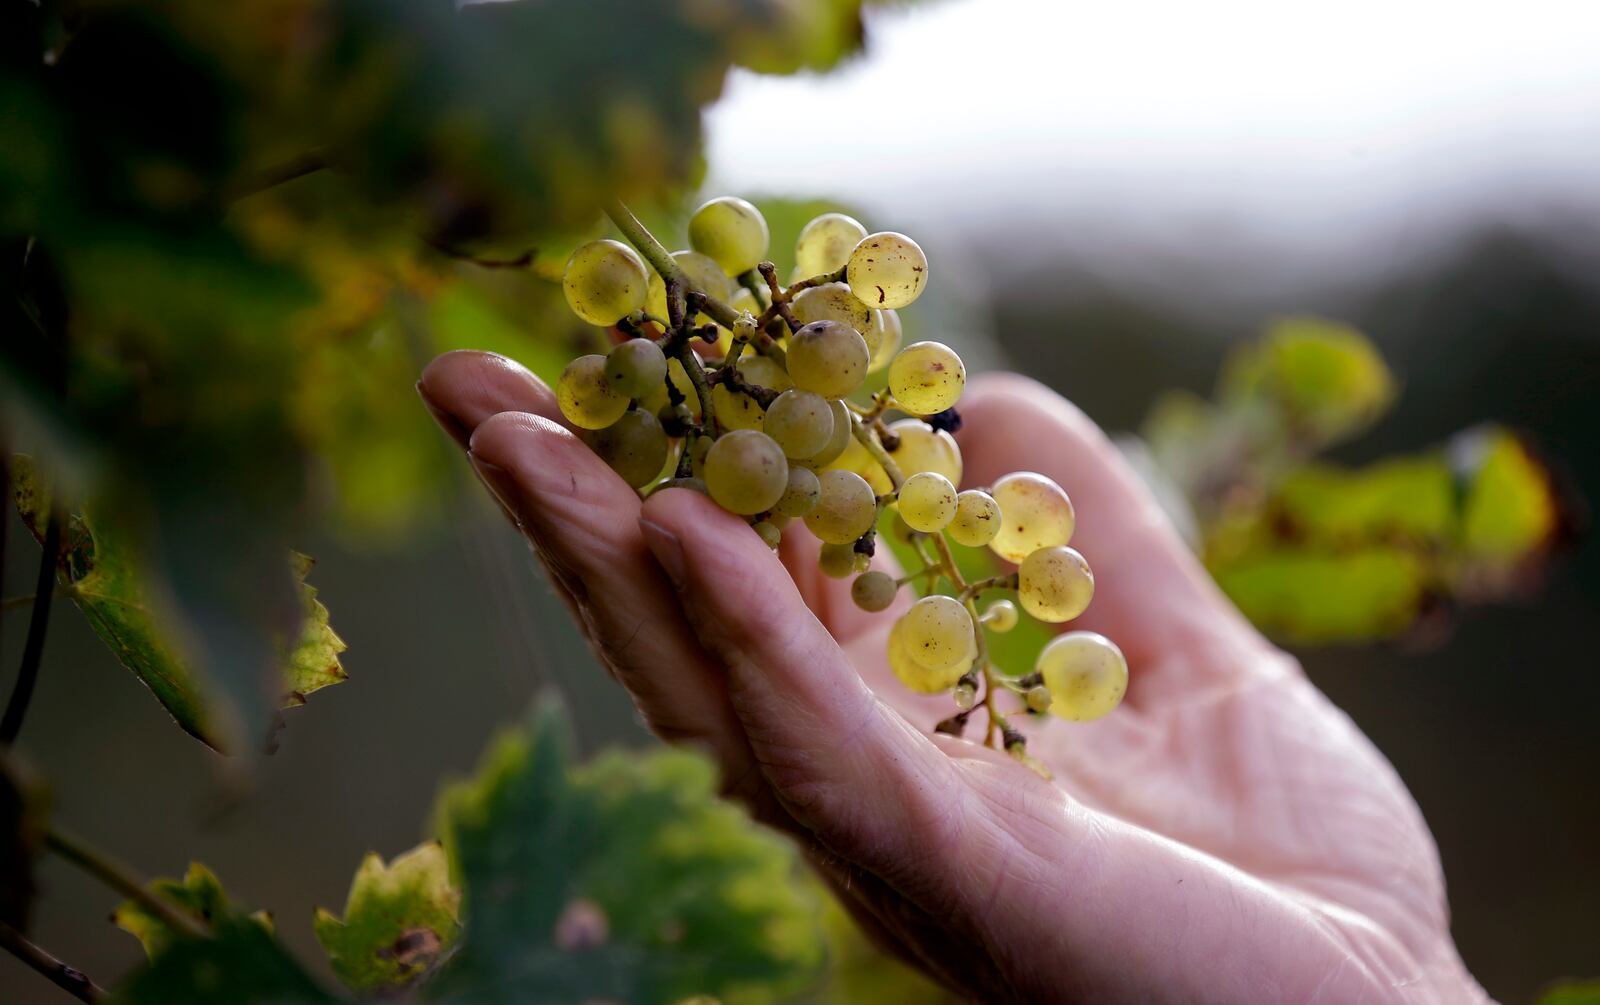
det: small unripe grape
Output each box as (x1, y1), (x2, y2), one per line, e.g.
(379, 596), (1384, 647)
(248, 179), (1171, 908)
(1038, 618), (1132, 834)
(773, 464), (821, 517)
(866, 309), (902, 372)
(889, 614), (971, 693)
(989, 472), (1076, 563)
(1017, 545), (1094, 623)
(901, 595), (976, 672)
(852, 551), (871, 574)
(805, 399), (854, 468)
(763, 389), (835, 459)
(818, 542), (858, 579)
(953, 680), (978, 710)
(688, 196), (769, 275)
(794, 212), (868, 277)
(803, 469), (877, 544)
(898, 471), (958, 532)
(792, 282), (871, 336)
(704, 430), (788, 515)
(889, 341), (966, 415)
(885, 419), (963, 485)
(605, 338), (668, 400)
(1036, 632), (1128, 721)
(753, 521), (783, 550)
(948, 490), (1001, 547)
(980, 598), (1019, 633)
(558, 354), (630, 429)
(846, 232), (928, 309)
(645, 249), (732, 325)
(563, 239), (649, 326)
(850, 570), (898, 612)
(787, 320), (869, 398)
(1025, 685), (1053, 714)
(580, 408), (669, 488)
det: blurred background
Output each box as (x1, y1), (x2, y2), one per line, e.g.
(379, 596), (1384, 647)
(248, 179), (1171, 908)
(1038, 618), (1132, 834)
(3, 1), (1597, 1002)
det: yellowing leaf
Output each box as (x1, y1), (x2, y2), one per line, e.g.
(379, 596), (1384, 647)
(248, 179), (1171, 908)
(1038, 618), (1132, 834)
(1221, 317), (1395, 445)
(1457, 428), (1558, 560)
(313, 842), (461, 995)
(113, 863), (272, 961)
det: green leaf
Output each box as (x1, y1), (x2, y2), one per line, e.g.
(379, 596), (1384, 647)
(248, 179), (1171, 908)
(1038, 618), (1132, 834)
(113, 863), (273, 961)
(1220, 316), (1395, 446)
(1209, 547), (1429, 643)
(1536, 980), (1600, 1005)
(1455, 427), (1559, 560)
(110, 918), (336, 1005)
(426, 703), (824, 1005)
(0, 753), (48, 929)
(313, 842), (461, 995)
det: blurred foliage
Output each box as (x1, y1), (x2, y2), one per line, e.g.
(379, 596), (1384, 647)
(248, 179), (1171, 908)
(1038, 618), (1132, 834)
(1133, 317), (1569, 643)
(113, 862), (274, 961)
(1537, 981), (1600, 1005)
(312, 842), (460, 995)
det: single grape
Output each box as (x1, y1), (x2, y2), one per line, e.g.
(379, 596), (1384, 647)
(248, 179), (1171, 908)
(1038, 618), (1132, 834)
(989, 472), (1076, 563)
(850, 570), (898, 612)
(948, 490), (1002, 547)
(1017, 545), (1094, 623)
(712, 383), (766, 431)
(558, 354), (630, 429)
(605, 338), (668, 401)
(792, 282), (872, 337)
(688, 196), (769, 275)
(737, 353), (793, 392)
(704, 429), (788, 515)
(803, 469), (878, 544)
(753, 521), (783, 550)
(902, 595), (976, 672)
(846, 232), (928, 309)
(818, 541), (858, 579)
(888, 615), (972, 693)
(898, 471), (958, 532)
(563, 239), (649, 326)
(787, 320), (869, 398)
(580, 408), (669, 488)
(1025, 685), (1053, 714)
(763, 389), (835, 459)
(805, 399), (854, 468)
(985, 599), (1021, 635)
(866, 309), (903, 373)
(886, 419), (963, 486)
(794, 212), (868, 277)
(889, 341), (966, 415)
(953, 679), (978, 710)
(1036, 632), (1128, 721)
(645, 249), (732, 326)
(773, 464), (821, 517)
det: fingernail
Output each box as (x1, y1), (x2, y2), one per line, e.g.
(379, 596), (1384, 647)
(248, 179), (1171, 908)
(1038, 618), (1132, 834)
(639, 518), (686, 591)
(417, 380), (471, 449)
(469, 452), (522, 519)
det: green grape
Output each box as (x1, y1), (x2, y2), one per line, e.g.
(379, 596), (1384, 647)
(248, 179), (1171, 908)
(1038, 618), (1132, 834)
(763, 389), (835, 459)
(981, 598), (1018, 632)
(704, 429), (788, 515)
(802, 468), (877, 544)
(886, 419), (963, 485)
(898, 471), (958, 532)
(563, 239), (650, 326)
(989, 472), (1076, 563)
(851, 570), (898, 612)
(688, 196), (770, 275)
(638, 357), (700, 418)
(846, 232), (928, 309)
(753, 521), (783, 550)
(791, 282), (872, 337)
(948, 490), (1001, 547)
(581, 408), (669, 488)
(1036, 632), (1128, 721)
(558, 354), (630, 429)
(773, 464), (821, 517)
(645, 249), (732, 325)
(1017, 545), (1094, 622)
(889, 341), (966, 415)
(901, 595), (976, 672)
(818, 542), (858, 579)
(787, 320), (869, 398)
(712, 383), (766, 431)
(888, 614), (971, 693)
(794, 212), (868, 277)
(605, 338), (668, 400)
(737, 353), (793, 392)
(953, 679), (978, 710)
(866, 309), (903, 373)
(1025, 685), (1053, 714)
(805, 399), (854, 468)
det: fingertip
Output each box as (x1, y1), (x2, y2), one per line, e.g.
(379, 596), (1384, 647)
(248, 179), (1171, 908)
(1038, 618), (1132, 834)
(419, 350), (559, 446)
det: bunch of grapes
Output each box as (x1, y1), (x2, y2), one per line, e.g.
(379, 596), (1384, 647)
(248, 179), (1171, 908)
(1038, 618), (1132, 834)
(556, 197), (1128, 763)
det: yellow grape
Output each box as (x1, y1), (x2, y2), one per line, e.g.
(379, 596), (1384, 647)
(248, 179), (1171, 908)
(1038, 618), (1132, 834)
(558, 354), (630, 429)
(794, 212), (868, 277)
(804, 399), (854, 468)
(644, 249), (731, 326)
(604, 338), (668, 401)
(688, 196), (769, 275)
(712, 383), (765, 431)
(948, 490), (1001, 547)
(580, 408), (668, 488)
(773, 464), (821, 517)
(846, 232), (927, 309)
(989, 472), (1075, 564)
(792, 282), (871, 336)
(981, 598), (1019, 633)
(888, 341), (966, 415)
(866, 309), (902, 372)
(737, 353), (793, 393)
(888, 614), (971, 693)
(787, 320), (869, 398)
(901, 595), (976, 672)
(885, 419), (963, 486)
(563, 239), (649, 326)
(898, 471), (957, 532)
(802, 469), (877, 544)
(1036, 632), (1128, 721)
(763, 389), (835, 459)
(704, 430), (788, 515)
(1017, 546), (1094, 623)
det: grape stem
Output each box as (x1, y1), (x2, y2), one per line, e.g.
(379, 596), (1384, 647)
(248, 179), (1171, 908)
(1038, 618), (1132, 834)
(45, 828), (209, 939)
(754, 264), (803, 333)
(736, 269), (770, 309)
(960, 573), (1018, 600)
(849, 415), (905, 490)
(0, 922), (106, 1003)
(604, 199), (747, 330)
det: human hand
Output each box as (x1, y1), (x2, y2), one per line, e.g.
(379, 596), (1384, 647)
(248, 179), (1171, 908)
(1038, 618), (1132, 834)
(418, 350), (1490, 1004)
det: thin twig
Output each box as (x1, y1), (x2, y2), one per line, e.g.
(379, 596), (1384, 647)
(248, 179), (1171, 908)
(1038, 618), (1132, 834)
(45, 828), (209, 940)
(0, 921), (106, 1003)
(1, 596), (37, 611)
(227, 149), (329, 202)
(1, 509), (61, 745)
(604, 200), (745, 330)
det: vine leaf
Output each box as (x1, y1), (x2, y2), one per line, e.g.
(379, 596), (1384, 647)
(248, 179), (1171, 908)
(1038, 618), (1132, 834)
(313, 841), (461, 995)
(423, 702), (824, 1005)
(10, 457), (347, 750)
(113, 862), (272, 961)
(109, 918), (336, 1005)
(1535, 981), (1600, 1005)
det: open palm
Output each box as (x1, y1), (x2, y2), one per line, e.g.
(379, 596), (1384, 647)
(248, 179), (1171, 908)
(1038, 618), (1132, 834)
(419, 351), (1488, 1003)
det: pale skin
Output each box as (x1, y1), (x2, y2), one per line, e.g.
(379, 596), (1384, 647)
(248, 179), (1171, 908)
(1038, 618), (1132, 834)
(418, 350), (1492, 1004)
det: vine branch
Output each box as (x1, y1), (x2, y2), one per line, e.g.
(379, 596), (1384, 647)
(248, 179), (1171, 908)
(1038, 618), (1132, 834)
(1, 508), (62, 746)
(0, 922), (106, 1003)
(45, 828), (209, 940)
